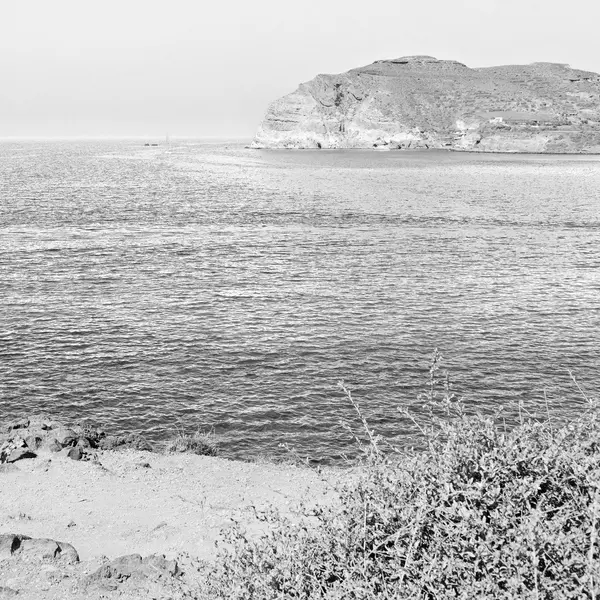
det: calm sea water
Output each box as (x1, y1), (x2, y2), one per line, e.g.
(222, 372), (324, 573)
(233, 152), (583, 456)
(1, 140), (599, 462)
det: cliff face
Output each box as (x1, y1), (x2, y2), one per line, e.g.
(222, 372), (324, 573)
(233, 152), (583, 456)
(252, 56), (600, 153)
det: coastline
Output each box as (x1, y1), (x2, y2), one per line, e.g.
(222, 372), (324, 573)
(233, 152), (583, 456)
(247, 145), (600, 156)
(3, 391), (600, 597)
(0, 424), (335, 599)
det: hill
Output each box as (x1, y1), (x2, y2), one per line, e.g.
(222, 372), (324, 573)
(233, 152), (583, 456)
(252, 55), (600, 152)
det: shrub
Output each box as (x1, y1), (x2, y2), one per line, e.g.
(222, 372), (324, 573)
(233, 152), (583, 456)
(202, 352), (600, 599)
(164, 428), (218, 457)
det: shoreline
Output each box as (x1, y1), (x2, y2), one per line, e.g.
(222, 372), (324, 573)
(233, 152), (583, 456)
(0, 416), (336, 597)
(3, 396), (600, 597)
(0, 442), (334, 598)
(247, 145), (600, 156)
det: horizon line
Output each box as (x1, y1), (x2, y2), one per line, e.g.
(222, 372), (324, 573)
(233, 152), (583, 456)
(0, 135), (254, 142)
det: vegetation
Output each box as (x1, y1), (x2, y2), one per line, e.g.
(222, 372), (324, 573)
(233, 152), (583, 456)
(202, 351), (600, 599)
(164, 428), (218, 457)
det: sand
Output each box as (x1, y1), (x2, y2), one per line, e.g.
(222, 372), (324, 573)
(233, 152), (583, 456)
(0, 448), (335, 598)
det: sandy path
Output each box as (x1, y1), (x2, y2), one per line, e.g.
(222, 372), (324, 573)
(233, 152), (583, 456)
(0, 449), (333, 563)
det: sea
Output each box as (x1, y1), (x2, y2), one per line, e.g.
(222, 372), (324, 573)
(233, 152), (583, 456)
(1, 139), (599, 463)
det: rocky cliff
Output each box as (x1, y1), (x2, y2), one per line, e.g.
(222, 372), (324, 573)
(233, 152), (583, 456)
(252, 56), (600, 153)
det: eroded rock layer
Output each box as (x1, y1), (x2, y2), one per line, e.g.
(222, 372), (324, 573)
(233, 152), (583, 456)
(252, 55), (600, 152)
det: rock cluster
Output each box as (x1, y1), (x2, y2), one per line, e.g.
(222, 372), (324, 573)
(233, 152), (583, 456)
(84, 553), (180, 591)
(252, 55), (600, 153)
(0, 533), (189, 599)
(0, 416), (154, 464)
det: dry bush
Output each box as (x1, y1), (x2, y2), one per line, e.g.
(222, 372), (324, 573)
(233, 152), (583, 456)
(164, 428), (218, 457)
(202, 352), (600, 599)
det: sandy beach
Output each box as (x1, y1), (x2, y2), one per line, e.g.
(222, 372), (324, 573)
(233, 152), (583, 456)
(0, 447), (334, 598)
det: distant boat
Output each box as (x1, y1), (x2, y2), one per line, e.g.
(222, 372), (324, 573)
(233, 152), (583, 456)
(164, 133), (173, 154)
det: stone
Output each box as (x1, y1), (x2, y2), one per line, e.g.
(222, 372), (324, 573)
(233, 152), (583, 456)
(15, 538), (79, 563)
(56, 541), (79, 564)
(53, 428), (77, 447)
(87, 553), (178, 585)
(89, 554), (142, 583)
(0, 534), (79, 564)
(18, 538), (60, 560)
(5, 448), (36, 463)
(0, 438), (26, 463)
(24, 435), (42, 450)
(143, 554), (179, 577)
(56, 445), (90, 461)
(44, 438), (62, 453)
(6, 418), (29, 432)
(66, 447), (83, 461)
(0, 534), (26, 559)
(99, 434), (154, 452)
(71, 422), (106, 448)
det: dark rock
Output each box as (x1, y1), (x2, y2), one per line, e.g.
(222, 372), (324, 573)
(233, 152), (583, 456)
(87, 553), (178, 586)
(53, 428), (77, 448)
(90, 554), (142, 584)
(0, 534), (27, 559)
(76, 437), (91, 449)
(56, 445), (89, 461)
(56, 541), (79, 564)
(18, 538), (60, 560)
(16, 537), (79, 563)
(24, 435), (42, 450)
(43, 420), (61, 431)
(6, 448), (36, 463)
(0, 442), (11, 463)
(6, 418), (29, 432)
(72, 422), (106, 449)
(143, 554), (179, 576)
(2, 417), (153, 460)
(44, 438), (62, 453)
(0, 438), (27, 463)
(100, 434), (154, 452)
(56, 446), (79, 460)
(67, 447), (83, 461)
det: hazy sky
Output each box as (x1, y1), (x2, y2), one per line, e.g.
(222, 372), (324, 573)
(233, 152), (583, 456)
(2, 0), (599, 138)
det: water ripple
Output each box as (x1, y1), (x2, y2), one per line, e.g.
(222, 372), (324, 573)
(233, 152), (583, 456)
(1, 141), (599, 462)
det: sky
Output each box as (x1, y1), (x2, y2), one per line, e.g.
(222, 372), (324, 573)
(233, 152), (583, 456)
(1, 0), (599, 138)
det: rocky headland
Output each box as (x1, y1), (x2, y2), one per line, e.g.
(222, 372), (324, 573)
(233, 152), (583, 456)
(252, 55), (600, 153)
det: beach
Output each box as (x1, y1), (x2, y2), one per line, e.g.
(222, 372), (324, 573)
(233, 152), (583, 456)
(0, 445), (333, 598)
